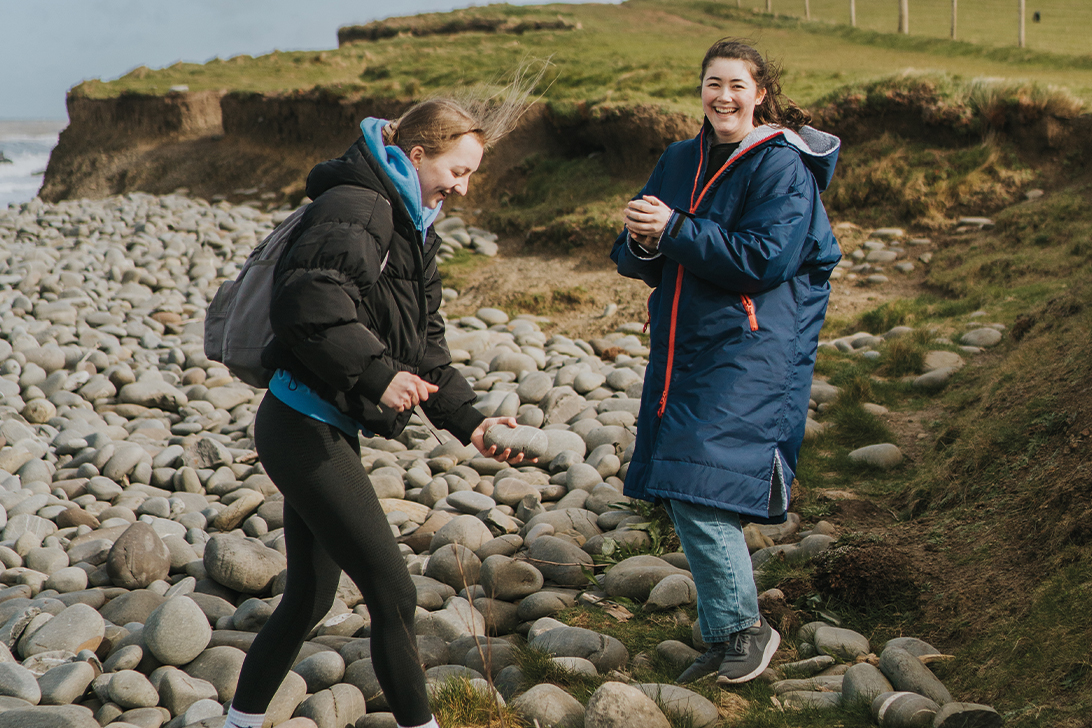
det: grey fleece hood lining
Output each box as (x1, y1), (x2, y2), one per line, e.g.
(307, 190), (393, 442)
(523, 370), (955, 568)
(724, 124), (841, 168)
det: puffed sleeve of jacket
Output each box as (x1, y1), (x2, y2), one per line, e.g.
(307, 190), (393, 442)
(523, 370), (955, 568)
(610, 153), (668, 288)
(657, 145), (816, 294)
(416, 235), (485, 445)
(268, 186), (398, 404)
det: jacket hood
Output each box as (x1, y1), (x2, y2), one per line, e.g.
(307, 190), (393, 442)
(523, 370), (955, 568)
(306, 136), (428, 243)
(709, 122), (841, 192)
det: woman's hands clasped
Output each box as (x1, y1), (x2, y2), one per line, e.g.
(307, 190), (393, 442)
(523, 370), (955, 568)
(471, 417), (537, 465)
(623, 195), (672, 251)
(380, 372), (439, 412)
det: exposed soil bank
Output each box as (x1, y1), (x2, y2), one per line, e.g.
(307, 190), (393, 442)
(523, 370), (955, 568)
(40, 84), (1091, 229)
(41, 88), (694, 211)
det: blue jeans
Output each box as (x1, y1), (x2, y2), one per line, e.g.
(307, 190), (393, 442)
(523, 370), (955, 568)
(663, 499), (759, 643)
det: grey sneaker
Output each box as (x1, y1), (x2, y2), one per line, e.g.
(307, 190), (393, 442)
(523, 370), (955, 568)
(715, 618), (781, 685)
(675, 642), (727, 684)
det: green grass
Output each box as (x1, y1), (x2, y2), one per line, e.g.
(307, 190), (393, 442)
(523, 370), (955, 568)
(76, 1), (1092, 107)
(744, 0), (1092, 57)
(430, 676), (516, 727)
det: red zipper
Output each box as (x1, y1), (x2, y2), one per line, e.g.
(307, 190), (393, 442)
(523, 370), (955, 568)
(741, 294), (759, 332)
(655, 128), (778, 417)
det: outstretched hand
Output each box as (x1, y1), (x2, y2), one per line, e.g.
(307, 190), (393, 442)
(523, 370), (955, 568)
(471, 417), (538, 464)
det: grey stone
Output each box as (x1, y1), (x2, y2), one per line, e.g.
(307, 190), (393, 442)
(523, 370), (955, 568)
(516, 591), (576, 622)
(0, 705), (99, 728)
(118, 382), (187, 412)
(0, 661), (41, 703)
(157, 669), (218, 716)
(777, 654), (836, 678)
(104, 644), (144, 673)
(871, 691), (939, 728)
(810, 381), (839, 404)
(841, 662), (894, 706)
(445, 490), (496, 515)
(232, 598), (273, 632)
(848, 443), (903, 469)
(883, 636), (944, 660)
(100, 590), (167, 626)
(181, 646), (246, 702)
(106, 522), (171, 590)
(644, 573), (697, 611)
(293, 683), (366, 728)
(602, 555), (690, 600)
(43, 567), (88, 594)
(529, 626), (628, 673)
(878, 647), (952, 706)
(429, 515), (493, 553)
(510, 683), (584, 728)
(923, 351), (964, 372)
(143, 597), (211, 665)
(424, 543), (481, 592)
(479, 555), (543, 601)
(525, 536), (593, 587)
(522, 509), (601, 544)
(178, 699), (224, 727)
(960, 329), (1002, 348)
(541, 429), (587, 461)
(264, 670), (307, 727)
(491, 478), (539, 508)
(483, 425), (548, 460)
(634, 684), (719, 728)
(202, 534), (286, 595)
(814, 626), (871, 660)
(585, 681), (670, 728)
(913, 367), (958, 390)
(37, 661), (96, 705)
(108, 669), (159, 709)
(20, 603), (104, 658)
(343, 658), (388, 712)
(292, 650), (346, 693)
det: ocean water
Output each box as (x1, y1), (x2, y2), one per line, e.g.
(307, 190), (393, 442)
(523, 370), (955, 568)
(0, 121), (64, 209)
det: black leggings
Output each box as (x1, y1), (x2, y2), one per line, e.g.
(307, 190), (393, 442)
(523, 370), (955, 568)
(232, 393), (429, 727)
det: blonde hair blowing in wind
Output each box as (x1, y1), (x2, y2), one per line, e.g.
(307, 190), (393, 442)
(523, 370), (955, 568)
(382, 59), (552, 155)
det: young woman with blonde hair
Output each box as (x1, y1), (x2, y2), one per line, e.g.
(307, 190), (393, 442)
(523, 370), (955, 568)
(222, 87), (536, 728)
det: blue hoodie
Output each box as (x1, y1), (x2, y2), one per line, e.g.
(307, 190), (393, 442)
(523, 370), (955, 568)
(611, 123), (842, 524)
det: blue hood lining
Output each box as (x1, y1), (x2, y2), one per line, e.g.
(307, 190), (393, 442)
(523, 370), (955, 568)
(360, 117), (442, 236)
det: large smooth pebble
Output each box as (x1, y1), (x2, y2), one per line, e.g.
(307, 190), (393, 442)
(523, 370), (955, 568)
(144, 596), (212, 665)
(483, 425), (548, 460)
(585, 681), (670, 728)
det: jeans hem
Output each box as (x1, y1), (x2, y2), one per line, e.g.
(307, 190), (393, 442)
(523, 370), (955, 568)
(702, 614), (761, 644)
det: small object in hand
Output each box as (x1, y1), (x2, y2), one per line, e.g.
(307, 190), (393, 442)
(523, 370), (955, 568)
(483, 424), (549, 461)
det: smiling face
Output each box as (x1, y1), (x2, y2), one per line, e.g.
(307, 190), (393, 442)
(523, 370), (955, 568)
(409, 133), (484, 209)
(701, 57), (767, 145)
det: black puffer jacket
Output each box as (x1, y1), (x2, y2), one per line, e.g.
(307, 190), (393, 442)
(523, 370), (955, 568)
(260, 137), (485, 444)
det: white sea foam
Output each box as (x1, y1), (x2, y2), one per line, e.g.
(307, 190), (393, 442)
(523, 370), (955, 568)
(0, 122), (63, 209)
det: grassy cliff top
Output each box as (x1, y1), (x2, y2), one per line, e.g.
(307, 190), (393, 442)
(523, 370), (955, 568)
(73, 1), (1092, 111)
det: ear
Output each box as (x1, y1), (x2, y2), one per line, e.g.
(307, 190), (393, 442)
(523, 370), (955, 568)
(408, 146), (426, 167)
(756, 88), (768, 106)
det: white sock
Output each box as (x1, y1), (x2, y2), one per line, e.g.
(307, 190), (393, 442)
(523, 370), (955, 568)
(398, 717), (440, 728)
(224, 706), (266, 728)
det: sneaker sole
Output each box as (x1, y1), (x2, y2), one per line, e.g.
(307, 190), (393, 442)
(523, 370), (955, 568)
(715, 629), (780, 685)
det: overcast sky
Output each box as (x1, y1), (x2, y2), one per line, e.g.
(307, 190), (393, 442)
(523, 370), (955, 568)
(1, 0), (613, 120)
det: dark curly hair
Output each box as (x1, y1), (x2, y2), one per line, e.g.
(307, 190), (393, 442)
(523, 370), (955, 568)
(700, 38), (811, 131)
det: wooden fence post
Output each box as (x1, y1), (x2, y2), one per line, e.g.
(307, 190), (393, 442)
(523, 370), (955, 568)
(951, 0), (957, 39)
(766, 0), (773, 13)
(1018, 0), (1026, 47)
(899, 0), (910, 34)
(805, 0), (811, 20)
(850, 0), (857, 27)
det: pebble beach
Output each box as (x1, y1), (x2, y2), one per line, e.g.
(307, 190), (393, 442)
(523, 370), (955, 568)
(0, 192), (1004, 728)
